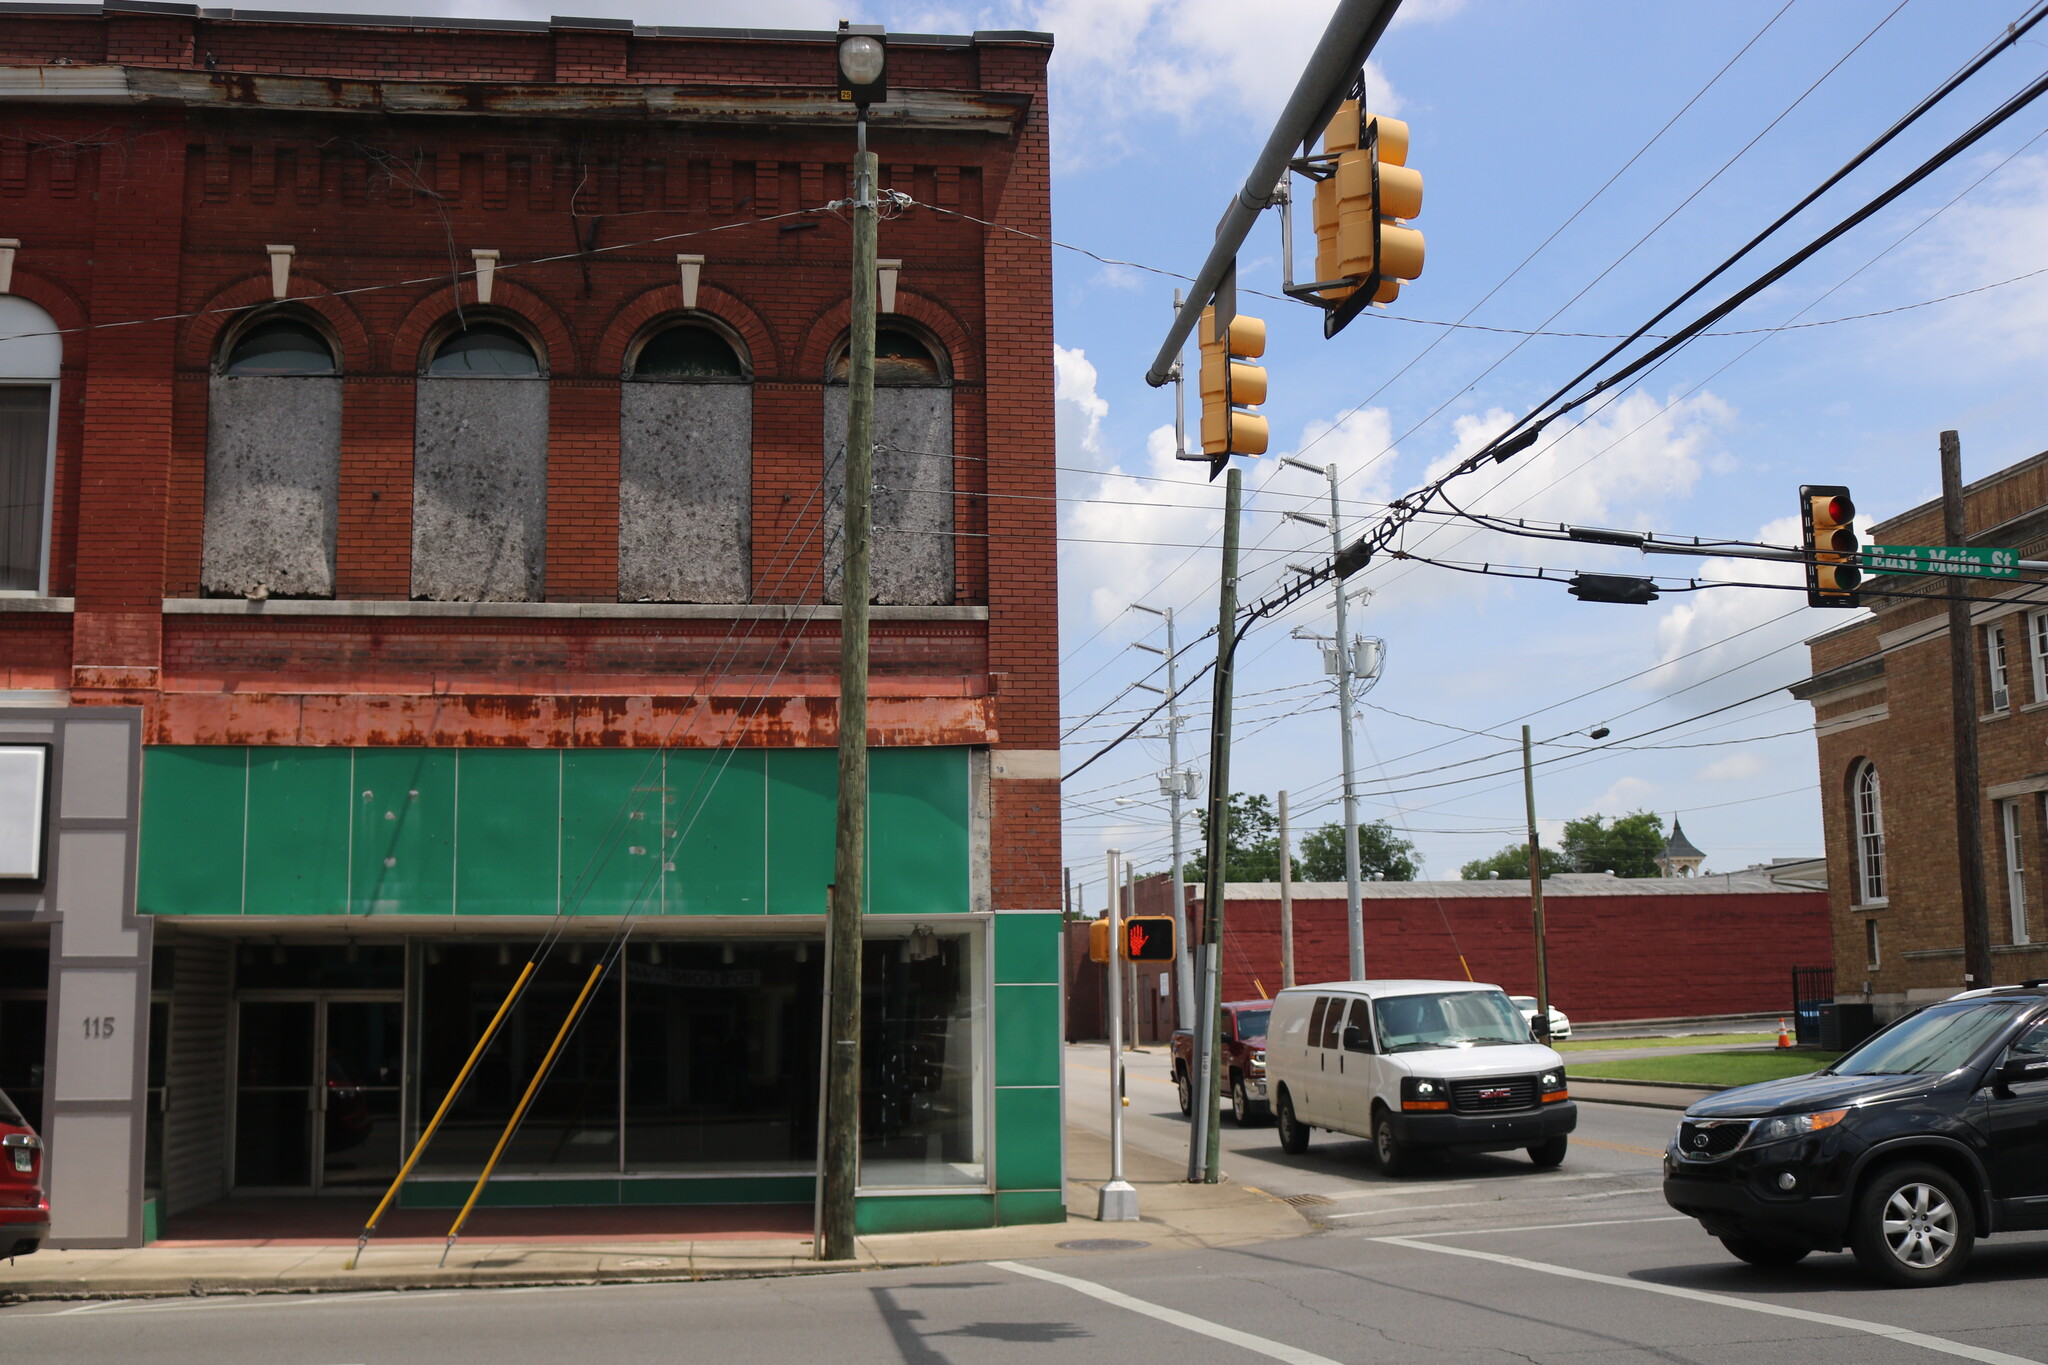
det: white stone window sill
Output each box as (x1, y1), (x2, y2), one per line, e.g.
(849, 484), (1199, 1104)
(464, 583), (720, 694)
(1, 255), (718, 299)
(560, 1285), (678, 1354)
(0, 596), (73, 612)
(1855, 899), (1889, 911)
(1981, 709), (2012, 723)
(161, 598), (989, 622)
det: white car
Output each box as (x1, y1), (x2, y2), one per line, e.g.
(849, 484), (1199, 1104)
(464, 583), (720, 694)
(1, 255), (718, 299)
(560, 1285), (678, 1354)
(1265, 980), (1576, 1174)
(1510, 995), (1572, 1041)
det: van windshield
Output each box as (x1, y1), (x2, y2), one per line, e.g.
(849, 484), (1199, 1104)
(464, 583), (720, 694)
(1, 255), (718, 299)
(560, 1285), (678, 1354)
(1376, 990), (1530, 1052)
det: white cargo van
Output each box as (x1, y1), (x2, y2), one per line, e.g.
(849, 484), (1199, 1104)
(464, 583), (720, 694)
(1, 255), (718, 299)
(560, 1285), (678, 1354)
(1266, 979), (1576, 1174)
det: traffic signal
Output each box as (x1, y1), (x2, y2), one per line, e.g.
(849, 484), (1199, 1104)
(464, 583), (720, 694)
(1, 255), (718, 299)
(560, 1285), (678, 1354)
(1308, 99), (1423, 333)
(1198, 305), (1268, 479)
(1123, 916), (1176, 963)
(1088, 918), (1110, 965)
(1800, 484), (1861, 607)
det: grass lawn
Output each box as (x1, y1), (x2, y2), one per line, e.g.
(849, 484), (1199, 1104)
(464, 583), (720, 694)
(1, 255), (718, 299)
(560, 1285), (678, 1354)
(1573, 1049), (1842, 1088)
(1556, 1032), (1774, 1053)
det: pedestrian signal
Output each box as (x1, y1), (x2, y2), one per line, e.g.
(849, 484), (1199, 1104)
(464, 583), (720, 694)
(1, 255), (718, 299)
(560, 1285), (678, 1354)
(1123, 916), (1177, 962)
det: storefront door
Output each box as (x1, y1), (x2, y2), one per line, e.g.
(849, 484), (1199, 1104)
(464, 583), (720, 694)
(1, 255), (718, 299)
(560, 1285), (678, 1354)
(234, 995), (403, 1192)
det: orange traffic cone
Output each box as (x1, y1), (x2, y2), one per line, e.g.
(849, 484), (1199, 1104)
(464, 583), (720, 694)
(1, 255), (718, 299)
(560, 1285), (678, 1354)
(1776, 1018), (1792, 1049)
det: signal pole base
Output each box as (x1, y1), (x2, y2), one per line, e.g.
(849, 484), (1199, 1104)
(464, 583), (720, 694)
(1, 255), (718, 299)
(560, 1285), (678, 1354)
(1096, 1180), (1141, 1223)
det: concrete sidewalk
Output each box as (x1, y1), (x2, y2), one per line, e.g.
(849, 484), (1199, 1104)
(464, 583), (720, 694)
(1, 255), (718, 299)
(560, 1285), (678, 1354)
(0, 1124), (1302, 1303)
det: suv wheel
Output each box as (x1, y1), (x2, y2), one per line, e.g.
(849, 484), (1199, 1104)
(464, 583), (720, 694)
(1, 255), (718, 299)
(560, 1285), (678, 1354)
(1719, 1235), (1809, 1267)
(1176, 1065), (1192, 1118)
(1373, 1106), (1415, 1176)
(1850, 1162), (1975, 1287)
(1276, 1090), (1310, 1154)
(1526, 1136), (1568, 1168)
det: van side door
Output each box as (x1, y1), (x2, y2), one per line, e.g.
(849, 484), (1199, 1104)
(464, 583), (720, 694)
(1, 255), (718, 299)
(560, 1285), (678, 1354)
(1296, 995), (1344, 1126)
(1337, 998), (1380, 1134)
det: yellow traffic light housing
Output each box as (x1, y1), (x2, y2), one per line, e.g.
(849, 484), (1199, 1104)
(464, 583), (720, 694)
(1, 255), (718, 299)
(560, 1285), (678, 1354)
(1296, 96), (1424, 336)
(1198, 305), (1268, 479)
(1088, 917), (1110, 964)
(1800, 484), (1861, 607)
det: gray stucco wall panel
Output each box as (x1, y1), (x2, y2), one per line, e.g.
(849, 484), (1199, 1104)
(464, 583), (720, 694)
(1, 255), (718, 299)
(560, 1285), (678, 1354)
(202, 376), (341, 598)
(823, 387), (954, 605)
(619, 384), (751, 602)
(412, 378), (549, 601)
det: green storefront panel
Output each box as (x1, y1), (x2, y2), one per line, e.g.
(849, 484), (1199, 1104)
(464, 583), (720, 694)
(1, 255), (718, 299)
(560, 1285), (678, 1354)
(993, 1087), (1063, 1191)
(869, 746), (970, 916)
(560, 748), (666, 917)
(455, 749), (561, 916)
(855, 1193), (994, 1235)
(663, 748), (767, 915)
(994, 1190), (1067, 1226)
(350, 749), (456, 916)
(137, 747), (245, 915)
(140, 745), (972, 920)
(993, 912), (1061, 984)
(763, 748), (836, 916)
(993, 984), (1061, 1088)
(244, 748), (354, 916)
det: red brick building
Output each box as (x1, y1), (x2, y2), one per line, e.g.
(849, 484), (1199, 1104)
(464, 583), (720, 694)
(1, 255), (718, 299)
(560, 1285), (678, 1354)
(1070, 872), (1832, 1040)
(1795, 448), (2048, 1026)
(0, 3), (1061, 1246)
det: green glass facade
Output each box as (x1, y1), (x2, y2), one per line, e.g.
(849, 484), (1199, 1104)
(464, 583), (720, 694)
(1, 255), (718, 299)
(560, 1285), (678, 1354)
(134, 744), (1064, 1232)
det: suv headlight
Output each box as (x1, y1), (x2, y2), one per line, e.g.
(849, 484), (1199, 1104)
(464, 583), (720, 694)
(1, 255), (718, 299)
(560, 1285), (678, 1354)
(1539, 1069), (1568, 1102)
(1751, 1108), (1846, 1145)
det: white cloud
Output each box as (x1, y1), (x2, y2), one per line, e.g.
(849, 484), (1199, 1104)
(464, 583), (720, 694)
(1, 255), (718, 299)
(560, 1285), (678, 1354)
(1587, 776), (1654, 815)
(1894, 151), (2048, 368)
(1697, 751), (1766, 783)
(1648, 512), (1824, 707)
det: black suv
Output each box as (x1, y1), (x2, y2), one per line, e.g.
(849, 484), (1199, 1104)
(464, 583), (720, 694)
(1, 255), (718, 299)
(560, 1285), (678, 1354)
(1663, 982), (2048, 1286)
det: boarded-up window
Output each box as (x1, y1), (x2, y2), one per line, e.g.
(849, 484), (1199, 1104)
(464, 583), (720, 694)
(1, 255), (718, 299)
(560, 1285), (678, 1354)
(203, 317), (340, 598)
(412, 323), (546, 602)
(619, 324), (750, 603)
(824, 328), (952, 605)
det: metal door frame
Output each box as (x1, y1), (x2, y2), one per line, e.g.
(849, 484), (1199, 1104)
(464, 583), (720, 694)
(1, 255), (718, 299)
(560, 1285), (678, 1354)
(227, 990), (405, 1195)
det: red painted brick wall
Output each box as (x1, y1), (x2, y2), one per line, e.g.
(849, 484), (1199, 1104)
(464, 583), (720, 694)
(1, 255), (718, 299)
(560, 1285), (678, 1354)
(0, 11), (1057, 911)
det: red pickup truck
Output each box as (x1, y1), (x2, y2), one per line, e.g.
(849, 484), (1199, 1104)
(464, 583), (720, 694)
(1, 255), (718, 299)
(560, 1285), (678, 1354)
(1170, 1000), (1272, 1126)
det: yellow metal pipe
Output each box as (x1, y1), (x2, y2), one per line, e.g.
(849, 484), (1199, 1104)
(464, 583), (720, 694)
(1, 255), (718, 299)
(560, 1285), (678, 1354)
(440, 961), (608, 1262)
(346, 959), (536, 1271)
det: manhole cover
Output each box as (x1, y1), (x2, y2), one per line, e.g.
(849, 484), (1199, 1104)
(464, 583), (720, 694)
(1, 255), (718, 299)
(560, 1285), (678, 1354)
(1282, 1194), (1332, 1208)
(1057, 1238), (1151, 1252)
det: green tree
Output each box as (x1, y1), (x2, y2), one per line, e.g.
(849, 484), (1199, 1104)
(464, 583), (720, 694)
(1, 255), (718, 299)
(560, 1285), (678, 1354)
(1559, 810), (1665, 877)
(1460, 842), (1567, 881)
(1183, 792), (1286, 883)
(1297, 820), (1420, 882)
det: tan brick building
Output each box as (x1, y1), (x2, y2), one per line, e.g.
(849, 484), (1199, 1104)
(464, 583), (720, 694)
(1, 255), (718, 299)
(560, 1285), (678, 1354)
(1796, 449), (2048, 1025)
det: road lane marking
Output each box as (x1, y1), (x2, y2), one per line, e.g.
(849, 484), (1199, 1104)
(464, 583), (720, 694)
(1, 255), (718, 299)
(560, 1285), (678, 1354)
(1374, 1236), (2043, 1365)
(1410, 1215), (1691, 1237)
(993, 1260), (1343, 1365)
(1325, 1201), (1494, 1218)
(1570, 1137), (1667, 1158)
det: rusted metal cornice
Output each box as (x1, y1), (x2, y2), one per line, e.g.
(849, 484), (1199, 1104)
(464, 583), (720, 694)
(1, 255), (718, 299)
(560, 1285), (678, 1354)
(0, 64), (1031, 132)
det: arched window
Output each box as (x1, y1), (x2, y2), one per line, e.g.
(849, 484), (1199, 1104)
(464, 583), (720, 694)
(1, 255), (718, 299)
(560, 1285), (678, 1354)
(1854, 761), (1886, 904)
(824, 326), (953, 606)
(0, 296), (59, 595)
(413, 318), (548, 600)
(205, 311), (342, 598)
(223, 318), (336, 376)
(426, 323), (540, 378)
(619, 322), (751, 603)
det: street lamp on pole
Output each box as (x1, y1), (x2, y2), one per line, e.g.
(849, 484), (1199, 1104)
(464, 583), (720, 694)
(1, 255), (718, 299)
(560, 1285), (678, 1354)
(822, 20), (888, 1266)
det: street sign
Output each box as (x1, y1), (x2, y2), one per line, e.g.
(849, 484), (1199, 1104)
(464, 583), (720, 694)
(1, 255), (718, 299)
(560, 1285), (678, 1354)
(1864, 544), (2018, 580)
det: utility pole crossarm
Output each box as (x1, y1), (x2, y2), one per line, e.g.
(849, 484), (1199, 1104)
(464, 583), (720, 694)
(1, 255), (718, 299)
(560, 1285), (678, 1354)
(1144, 0), (1403, 387)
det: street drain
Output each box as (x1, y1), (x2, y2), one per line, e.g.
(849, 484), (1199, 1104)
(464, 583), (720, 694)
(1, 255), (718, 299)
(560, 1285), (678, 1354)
(1282, 1194), (1332, 1207)
(1057, 1238), (1151, 1252)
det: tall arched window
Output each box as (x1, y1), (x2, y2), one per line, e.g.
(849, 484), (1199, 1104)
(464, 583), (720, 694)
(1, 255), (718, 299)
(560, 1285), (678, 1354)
(1854, 761), (1886, 904)
(619, 322), (751, 603)
(0, 296), (60, 595)
(205, 314), (342, 598)
(413, 320), (547, 601)
(824, 326), (953, 605)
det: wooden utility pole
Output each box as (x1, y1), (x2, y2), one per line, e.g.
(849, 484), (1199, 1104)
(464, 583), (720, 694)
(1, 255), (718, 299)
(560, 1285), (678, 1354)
(1190, 468), (1242, 1184)
(1943, 431), (1994, 990)
(1278, 789), (1296, 989)
(821, 126), (877, 1263)
(1522, 726), (1551, 1029)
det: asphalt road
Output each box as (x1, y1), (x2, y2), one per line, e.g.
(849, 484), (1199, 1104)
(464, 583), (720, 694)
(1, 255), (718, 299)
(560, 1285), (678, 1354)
(6, 1043), (2044, 1364)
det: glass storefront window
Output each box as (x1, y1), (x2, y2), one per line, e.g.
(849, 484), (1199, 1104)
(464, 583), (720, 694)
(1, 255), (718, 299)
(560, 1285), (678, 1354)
(624, 942), (821, 1172)
(0, 945), (47, 1133)
(860, 926), (984, 1188)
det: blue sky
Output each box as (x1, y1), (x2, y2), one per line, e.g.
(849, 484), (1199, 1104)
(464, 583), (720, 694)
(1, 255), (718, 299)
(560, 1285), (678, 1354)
(229, 0), (2048, 899)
